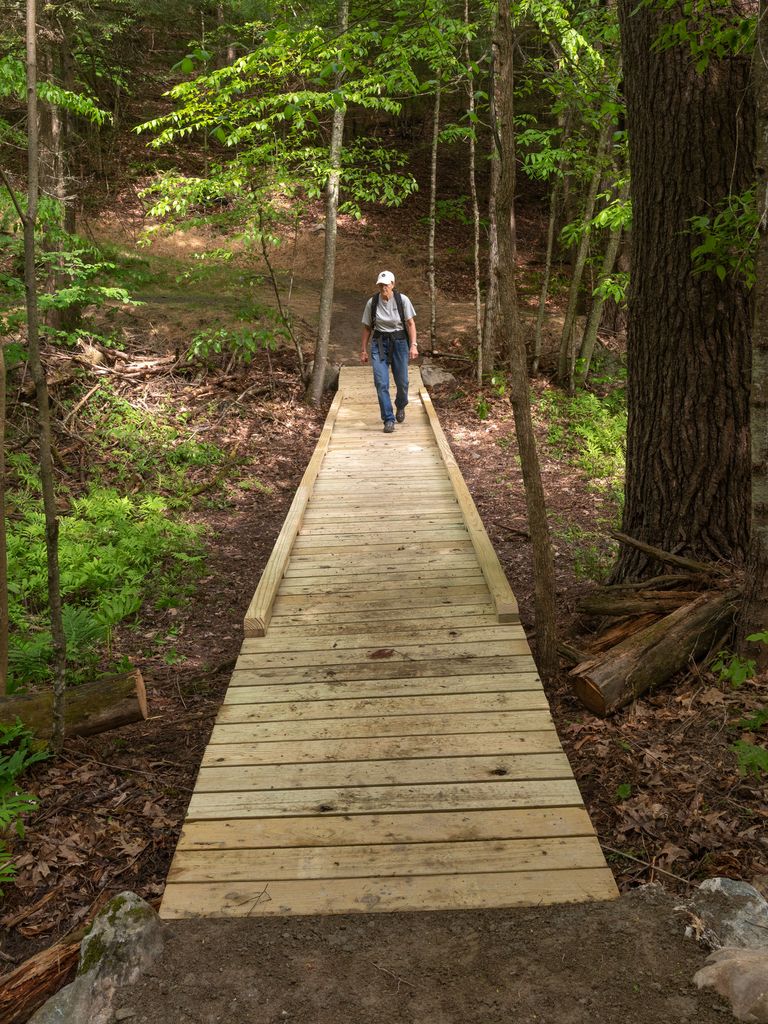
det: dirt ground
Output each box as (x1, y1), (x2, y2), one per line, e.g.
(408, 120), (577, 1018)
(115, 889), (726, 1024)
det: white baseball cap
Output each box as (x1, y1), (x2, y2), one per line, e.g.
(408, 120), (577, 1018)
(376, 270), (395, 285)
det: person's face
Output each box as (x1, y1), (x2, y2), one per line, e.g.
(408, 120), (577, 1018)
(378, 281), (394, 301)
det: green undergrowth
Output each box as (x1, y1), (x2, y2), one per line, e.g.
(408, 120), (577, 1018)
(0, 721), (48, 894)
(535, 379), (627, 582)
(5, 377), (221, 693)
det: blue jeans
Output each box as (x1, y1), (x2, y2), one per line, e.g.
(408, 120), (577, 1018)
(371, 332), (409, 424)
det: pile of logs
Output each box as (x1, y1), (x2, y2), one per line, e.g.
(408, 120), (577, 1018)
(566, 533), (738, 717)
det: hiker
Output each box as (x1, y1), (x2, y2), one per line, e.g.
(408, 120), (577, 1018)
(360, 270), (418, 432)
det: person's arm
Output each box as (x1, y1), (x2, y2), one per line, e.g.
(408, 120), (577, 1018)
(406, 317), (417, 360)
(360, 324), (371, 363)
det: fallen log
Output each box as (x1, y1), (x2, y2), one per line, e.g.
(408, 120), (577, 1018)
(0, 670), (147, 739)
(611, 531), (729, 576)
(586, 613), (660, 655)
(0, 927), (83, 1024)
(577, 590), (701, 617)
(571, 591), (737, 716)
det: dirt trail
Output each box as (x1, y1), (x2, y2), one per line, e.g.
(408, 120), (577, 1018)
(116, 890), (724, 1024)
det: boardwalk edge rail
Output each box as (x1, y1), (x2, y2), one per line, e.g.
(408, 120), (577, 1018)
(243, 389), (344, 637)
(418, 386), (519, 624)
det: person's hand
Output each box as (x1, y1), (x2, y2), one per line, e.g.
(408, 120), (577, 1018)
(409, 344), (418, 361)
(360, 348), (368, 363)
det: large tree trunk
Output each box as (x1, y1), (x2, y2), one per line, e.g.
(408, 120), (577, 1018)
(614, 0), (754, 579)
(494, 1), (558, 677)
(0, 344), (7, 694)
(739, 0), (768, 667)
(307, 0), (348, 406)
(25, 0), (68, 750)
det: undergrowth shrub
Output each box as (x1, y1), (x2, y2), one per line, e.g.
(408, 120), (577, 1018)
(6, 457), (205, 691)
(0, 722), (48, 893)
(535, 385), (627, 509)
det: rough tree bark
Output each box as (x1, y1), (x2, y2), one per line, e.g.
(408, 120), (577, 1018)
(0, 343), (7, 694)
(614, 0), (754, 579)
(739, 1), (768, 666)
(494, 0), (558, 676)
(307, 0), (348, 406)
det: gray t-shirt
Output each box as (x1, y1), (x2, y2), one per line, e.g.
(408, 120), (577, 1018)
(362, 292), (416, 332)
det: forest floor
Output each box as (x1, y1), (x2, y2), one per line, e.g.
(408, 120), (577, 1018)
(1, 180), (766, 1021)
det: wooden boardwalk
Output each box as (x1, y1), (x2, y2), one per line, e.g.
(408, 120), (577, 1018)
(161, 366), (618, 917)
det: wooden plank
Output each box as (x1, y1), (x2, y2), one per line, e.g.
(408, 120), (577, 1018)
(240, 624), (526, 654)
(216, 690), (550, 723)
(201, 730), (563, 767)
(160, 868), (617, 918)
(223, 672), (540, 701)
(235, 639), (531, 670)
(186, 778), (583, 819)
(228, 655), (538, 686)
(196, 751), (572, 792)
(209, 710), (554, 744)
(275, 573), (482, 597)
(168, 835), (605, 883)
(176, 806), (597, 851)
(283, 555), (479, 577)
(243, 390), (344, 637)
(419, 386), (519, 624)
(266, 613), (497, 636)
(272, 585), (491, 610)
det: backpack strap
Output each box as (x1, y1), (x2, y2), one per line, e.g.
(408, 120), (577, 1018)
(370, 292), (379, 330)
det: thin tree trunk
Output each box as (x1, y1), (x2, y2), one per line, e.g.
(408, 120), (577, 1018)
(494, 0), (558, 677)
(25, 0), (67, 749)
(482, 56), (500, 375)
(532, 178), (559, 374)
(464, 0), (483, 383)
(307, 0), (348, 406)
(557, 120), (612, 389)
(739, 2), (768, 667)
(575, 178), (629, 386)
(0, 344), (7, 694)
(428, 78), (441, 354)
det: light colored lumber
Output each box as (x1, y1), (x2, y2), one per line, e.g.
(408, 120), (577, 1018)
(176, 806), (597, 851)
(216, 690), (549, 723)
(235, 639), (531, 670)
(227, 655), (538, 686)
(240, 624), (526, 654)
(169, 835), (604, 883)
(160, 868), (617, 918)
(269, 602), (495, 627)
(243, 390), (344, 637)
(196, 750), (571, 792)
(266, 612), (497, 636)
(223, 671), (540, 701)
(201, 730), (563, 767)
(186, 778), (582, 819)
(419, 386), (519, 624)
(275, 573), (481, 596)
(209, 710), (554, 744)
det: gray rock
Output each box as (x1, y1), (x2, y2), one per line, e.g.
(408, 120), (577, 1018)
(420, 361), (456, 388)
(29, 892), (164, 1024)
(693, 879), (768, 949)
(694, 948), (768, 1023)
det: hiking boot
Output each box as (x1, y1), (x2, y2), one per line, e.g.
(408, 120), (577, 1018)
(395, 408), (405, 423)
(383, 421), (395, 433)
